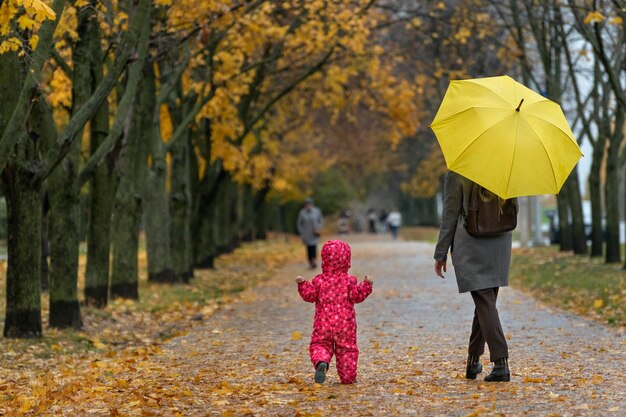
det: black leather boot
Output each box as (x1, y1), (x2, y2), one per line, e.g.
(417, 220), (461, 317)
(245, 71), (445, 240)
(484, 357), (510, 382)
(466, 355), (483, 379)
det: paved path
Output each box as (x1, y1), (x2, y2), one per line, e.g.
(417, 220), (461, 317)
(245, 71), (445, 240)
(159, 237), (626, 416)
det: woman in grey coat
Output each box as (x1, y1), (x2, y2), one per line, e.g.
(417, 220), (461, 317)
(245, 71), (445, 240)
(297, 198), (324, 269)
(434, 171), (512, 382)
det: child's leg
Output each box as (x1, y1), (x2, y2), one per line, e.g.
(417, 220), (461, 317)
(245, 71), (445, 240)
(309, 331), (333, 369)
(335, 331), (359, 384)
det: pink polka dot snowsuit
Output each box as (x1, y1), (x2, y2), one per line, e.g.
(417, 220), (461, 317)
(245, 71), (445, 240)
(297, 240), (372, 384)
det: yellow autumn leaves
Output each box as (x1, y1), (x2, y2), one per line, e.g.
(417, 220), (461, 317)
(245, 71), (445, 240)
(583, 10), (623, 25)
(0, 0), (54, 53)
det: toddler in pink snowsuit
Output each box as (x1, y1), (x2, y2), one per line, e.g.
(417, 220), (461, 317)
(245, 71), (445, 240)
(296, 240), (373, 384)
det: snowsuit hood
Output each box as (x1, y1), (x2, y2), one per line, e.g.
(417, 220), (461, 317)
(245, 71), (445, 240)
(321, 240), (351, 273)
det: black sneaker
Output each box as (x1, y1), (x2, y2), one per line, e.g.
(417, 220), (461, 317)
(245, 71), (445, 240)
(314, 362), (328, 383)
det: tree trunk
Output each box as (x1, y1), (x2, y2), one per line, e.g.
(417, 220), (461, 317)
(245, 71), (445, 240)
(193, 195), (217, 269)
(109, 108), (144, 299)
(48, 161), (82, 328)
(2, 165), (43, 337)
(280, 201), (301, 234)
(216, 176), (237, 255)
(191, 166), (226, 269)
(193, 193), (217, 268)
(108, 6), (151, 299)
(143, 65), (174, 283)
(47, 2), (105, 328)
(0, 52), (43, 337)
(623, 163), (626, 270)
(604, 144), (621, 263)
(556, 187), (573, 251)
(109, 186), (142, 299)
(41, 192), (50, 292)
(85, 8), (115, 307)
(588, 142), (604, 258)
(109, 66), (152, 298)
(168, 114), (193, 282)
(253, 187), (271, 240)
(239, 185), (255, 242)
(566, 169), (588, 255)
(145, 156), (174, 281)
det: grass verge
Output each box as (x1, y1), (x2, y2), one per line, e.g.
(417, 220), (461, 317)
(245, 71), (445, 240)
(510, 246), (625, 330)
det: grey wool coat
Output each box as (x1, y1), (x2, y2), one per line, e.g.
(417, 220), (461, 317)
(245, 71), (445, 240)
(434, 171), (512, 293)
(297, 206), (323, 246)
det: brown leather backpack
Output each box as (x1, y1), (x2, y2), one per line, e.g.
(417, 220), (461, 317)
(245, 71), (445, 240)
(464, 184), (518, 237)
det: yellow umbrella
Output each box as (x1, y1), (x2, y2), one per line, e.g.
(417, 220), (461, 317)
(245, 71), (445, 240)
(430, 75), (583, 199)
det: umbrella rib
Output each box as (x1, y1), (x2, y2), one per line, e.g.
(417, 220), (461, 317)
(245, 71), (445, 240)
(505, 115), (519, 198)
(524, 112), (579, 148)
(431, 106), (512, 126)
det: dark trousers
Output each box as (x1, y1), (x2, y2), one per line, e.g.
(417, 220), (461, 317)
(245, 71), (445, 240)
(469, 287), (508, 362)
(306, 245), (317, 264)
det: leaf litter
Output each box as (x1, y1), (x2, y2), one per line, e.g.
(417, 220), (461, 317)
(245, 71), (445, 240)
(1, 236), (625, 416)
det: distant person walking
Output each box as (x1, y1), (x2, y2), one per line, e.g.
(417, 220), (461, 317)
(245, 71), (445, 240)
(367, 209), (378, 234)
(387, 208), (402, 239)
(434, 171), (514, 382)
(337, 210), (351, 235)
(297, 198), (324, 269)
(379, 210), (388, 232)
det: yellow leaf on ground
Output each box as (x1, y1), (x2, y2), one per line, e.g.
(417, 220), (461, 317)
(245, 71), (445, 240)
(593, 299), (604, 308)
(291, 331), (302, 341)
(524, 376), (552, 383)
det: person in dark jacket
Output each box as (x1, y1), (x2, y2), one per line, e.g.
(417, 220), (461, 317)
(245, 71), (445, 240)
(433, 171), (512, 382)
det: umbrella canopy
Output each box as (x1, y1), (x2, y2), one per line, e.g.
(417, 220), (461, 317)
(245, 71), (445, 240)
(430, 75), (583, 199)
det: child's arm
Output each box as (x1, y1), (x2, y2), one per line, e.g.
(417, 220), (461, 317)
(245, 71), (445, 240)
(349, 275), (373, 303)
(296, 276), (317, 303)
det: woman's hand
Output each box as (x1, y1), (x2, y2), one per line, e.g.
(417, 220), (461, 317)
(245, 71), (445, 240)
(295, 276), (305, 284)
(434, 260), (447, 279)
(364, 275), (374, 284)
